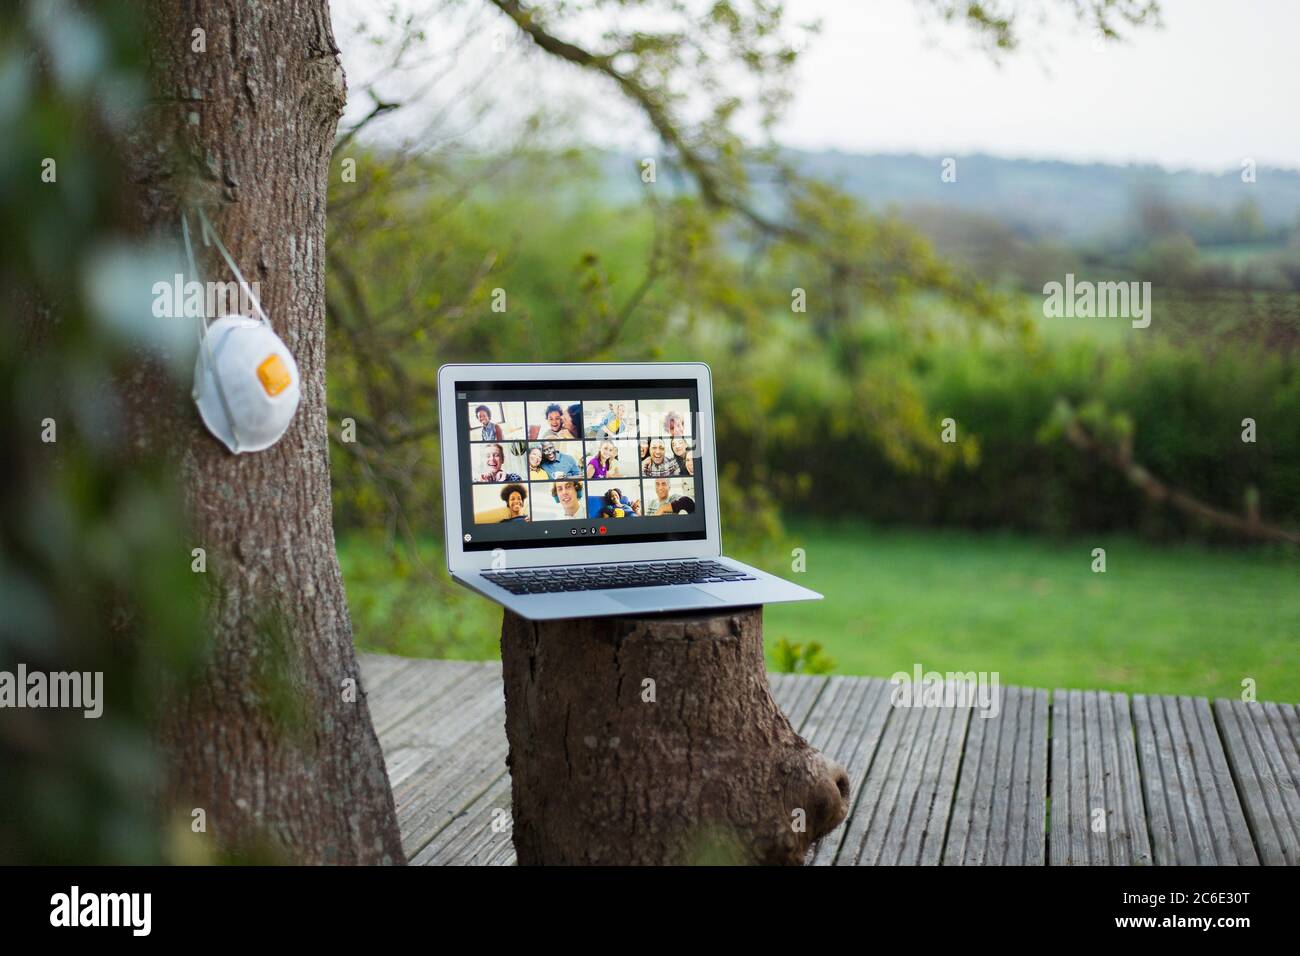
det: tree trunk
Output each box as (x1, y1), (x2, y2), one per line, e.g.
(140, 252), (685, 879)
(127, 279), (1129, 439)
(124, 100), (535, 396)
(127, 0), (403, 863)
(500, 608), (851, 865)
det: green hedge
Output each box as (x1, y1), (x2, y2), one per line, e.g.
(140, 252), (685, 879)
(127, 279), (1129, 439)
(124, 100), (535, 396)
(720, 337), (1300, 542)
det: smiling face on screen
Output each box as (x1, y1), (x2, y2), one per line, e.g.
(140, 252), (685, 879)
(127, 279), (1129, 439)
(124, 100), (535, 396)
(554, 481), (580, 515)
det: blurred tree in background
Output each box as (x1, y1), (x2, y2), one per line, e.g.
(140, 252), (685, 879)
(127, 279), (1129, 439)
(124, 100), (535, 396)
(324, 1), (1213, 643)
(323, 0), (1297, 664)
(326, 1), (1150, 530)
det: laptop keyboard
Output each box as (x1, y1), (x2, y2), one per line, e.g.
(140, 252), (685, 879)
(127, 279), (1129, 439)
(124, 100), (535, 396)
(482, 560), (756, 595)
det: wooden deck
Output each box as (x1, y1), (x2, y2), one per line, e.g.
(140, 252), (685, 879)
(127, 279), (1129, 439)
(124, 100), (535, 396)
(359, 654), (1300, 865)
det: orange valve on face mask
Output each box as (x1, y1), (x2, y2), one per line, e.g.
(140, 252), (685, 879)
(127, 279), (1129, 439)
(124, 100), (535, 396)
(257, 354), (292, 396)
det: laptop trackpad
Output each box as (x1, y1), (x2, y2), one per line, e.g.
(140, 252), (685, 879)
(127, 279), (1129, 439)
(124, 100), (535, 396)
(609, 587), (724, 612)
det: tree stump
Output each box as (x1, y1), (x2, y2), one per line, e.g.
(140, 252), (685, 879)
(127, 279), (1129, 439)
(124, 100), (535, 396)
(500, 607), (851, 865)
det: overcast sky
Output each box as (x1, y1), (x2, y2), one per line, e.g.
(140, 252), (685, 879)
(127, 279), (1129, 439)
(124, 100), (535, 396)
(778, 0), (1299, 171)
(335, 0), (1300, 172)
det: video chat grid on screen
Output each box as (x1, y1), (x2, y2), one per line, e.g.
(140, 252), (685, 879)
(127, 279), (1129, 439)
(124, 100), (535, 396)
(454, 381), (707, 551)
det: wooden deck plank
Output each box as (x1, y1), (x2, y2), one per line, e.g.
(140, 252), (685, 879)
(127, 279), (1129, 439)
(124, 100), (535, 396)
(1050, 689), (1152, 865)
(365, 657), (1300, 866)
(946, 687), (1004, 866)
(1264, 703), (1300, 839)
(835, 684), (970, 866)
(1105, 690), (1151, 865)
(381, 664), (502, 790)
(1213, 699), (1300, 865)
(1106, 690), (1151, 864)
(408, 765), (513, 865)
(1182, 696), (1257, 865)
(381, 663), (500, 750)
(944, 686), (1048, 865)
(393, 708), (511, 859)
(1054, 689), (1082, 864)
(897, 702), (970, 864)
(357, 652), (409, 691)
(768, 672), (829, 733)
(1012, 688), (1050, 864)
(392, 728), (509, 858)
(1029, 686), (1050, 868)
(802, 676), (894, 865)
(1134, 695), (1257, 865)
(364, 657), (486, 737)
(360, 657), (512, 860)
(361, 657), (432, 733)
(361, 656), (497, 792)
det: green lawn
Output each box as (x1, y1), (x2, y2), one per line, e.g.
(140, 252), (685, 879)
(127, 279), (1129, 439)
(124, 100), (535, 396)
(740, 523), (1300, 702)
(340, 522), (1300, 702)
(338, 534), (502, 662)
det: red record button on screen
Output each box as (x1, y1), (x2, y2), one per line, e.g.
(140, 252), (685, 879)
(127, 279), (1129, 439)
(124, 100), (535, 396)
(598, 526), (607, 535)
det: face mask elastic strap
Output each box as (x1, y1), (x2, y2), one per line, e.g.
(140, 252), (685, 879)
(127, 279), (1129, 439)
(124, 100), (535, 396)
(182, 206), (244, 453)
(180, 210), (214, 352)
(197, 207), (272, 327)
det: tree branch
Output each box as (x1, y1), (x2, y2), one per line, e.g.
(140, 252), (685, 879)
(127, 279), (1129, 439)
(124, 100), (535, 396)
(1059, 409), (1300, 545)
(486, 0), (802, 241)
(334, 94), (401, 155)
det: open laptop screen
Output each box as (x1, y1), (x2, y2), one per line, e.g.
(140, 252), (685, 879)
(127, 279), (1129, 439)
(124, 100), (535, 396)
(454, 379), (707, 552)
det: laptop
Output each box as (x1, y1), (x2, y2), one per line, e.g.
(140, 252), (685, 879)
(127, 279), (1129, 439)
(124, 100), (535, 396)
(438, 362), (822, 620)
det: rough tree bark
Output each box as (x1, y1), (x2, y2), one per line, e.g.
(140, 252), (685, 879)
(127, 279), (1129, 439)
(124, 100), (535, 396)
(501, 608), (851, 865)
(126, 0), (403, 863)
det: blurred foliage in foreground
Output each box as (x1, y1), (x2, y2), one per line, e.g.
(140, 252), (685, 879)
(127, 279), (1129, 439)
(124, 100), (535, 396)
(0, 0), (207, 864)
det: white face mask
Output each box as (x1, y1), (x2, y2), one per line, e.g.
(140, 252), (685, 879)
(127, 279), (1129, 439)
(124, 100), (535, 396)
(182, 209), (301, 454)
(192, 315), (301, 454)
